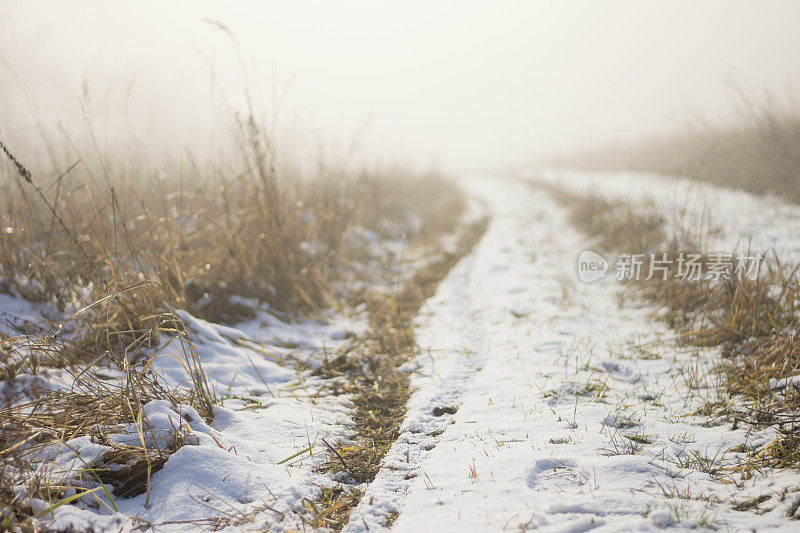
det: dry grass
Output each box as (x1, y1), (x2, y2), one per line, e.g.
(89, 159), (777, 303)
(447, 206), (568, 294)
(0, 311), (215, 529)
(552, 95), (800, 202)
(1, 98), (471, 530)
(0, 132), (459, 347)
(537, 181), (800, 471)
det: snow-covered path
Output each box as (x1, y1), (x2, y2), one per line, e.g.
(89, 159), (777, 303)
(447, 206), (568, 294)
(27, 174), (800, 532)
(345, 177), (798, 532)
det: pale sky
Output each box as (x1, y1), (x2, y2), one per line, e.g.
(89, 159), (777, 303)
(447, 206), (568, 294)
(2, 1), (800, 173)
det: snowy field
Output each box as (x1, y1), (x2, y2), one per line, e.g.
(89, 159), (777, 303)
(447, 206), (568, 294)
(4, 172), (800, 531)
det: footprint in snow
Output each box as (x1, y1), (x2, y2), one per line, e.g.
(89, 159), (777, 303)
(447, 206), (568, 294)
(600, 360), (640, 383)
(525, 457), (582, 489)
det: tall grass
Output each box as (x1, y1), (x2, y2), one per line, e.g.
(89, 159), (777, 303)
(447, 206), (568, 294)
(552, 95), (800, 202)
(0, 97), (467, 528)
(0, 116), (463, 355)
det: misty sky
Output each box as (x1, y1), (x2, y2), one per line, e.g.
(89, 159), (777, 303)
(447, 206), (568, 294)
(3, 1), (800, 173)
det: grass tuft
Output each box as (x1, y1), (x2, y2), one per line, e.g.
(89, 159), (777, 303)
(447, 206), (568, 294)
(536, 181), (800, 471)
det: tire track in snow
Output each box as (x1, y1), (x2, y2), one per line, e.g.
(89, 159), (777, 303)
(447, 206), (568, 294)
(344, 175), (800, 532)
(339, 230), (488, 528)
(343, 177), (537, 530)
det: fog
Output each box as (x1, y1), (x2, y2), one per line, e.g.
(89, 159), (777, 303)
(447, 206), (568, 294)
(3, 1), (800, 173)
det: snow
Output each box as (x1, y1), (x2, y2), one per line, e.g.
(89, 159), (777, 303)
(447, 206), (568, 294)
(30, 305), (363, 531)
(5, 171), (800, 531)
(534, 168), (800, 266)
(344, 176), (800, 532)
(0, 290), (49, 337)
